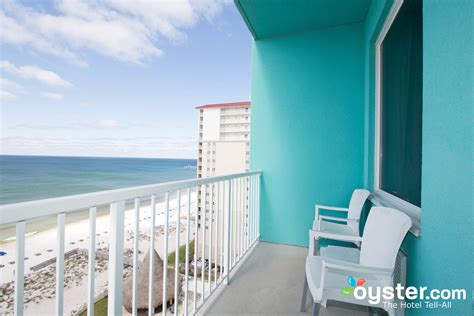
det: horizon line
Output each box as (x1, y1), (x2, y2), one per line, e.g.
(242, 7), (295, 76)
(0, 154), (197, 160)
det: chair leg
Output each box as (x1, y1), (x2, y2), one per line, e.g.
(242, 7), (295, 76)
(312, 302), (320, 316)
(387, 307), (396, 316)
(368, 306), (376, 316)
(314, 238), (320, 255)
(321, 298), (328, 308)
(300, 275), (309, 312)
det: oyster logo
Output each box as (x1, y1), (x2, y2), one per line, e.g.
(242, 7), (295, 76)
(341, 276), (366, 296)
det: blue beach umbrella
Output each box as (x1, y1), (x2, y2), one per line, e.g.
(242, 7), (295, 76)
(0, 251), (7, 256)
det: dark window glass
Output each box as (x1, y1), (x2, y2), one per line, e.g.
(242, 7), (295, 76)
(381, 0), (422, 207)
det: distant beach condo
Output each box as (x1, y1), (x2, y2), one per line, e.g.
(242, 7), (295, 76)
(195, 101), (251, 261)
(196, 101), (251, 178)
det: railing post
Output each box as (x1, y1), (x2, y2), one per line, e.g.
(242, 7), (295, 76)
(14, 221), (25, 316)
(132, 199), (140, 316)
(87, 207), (97, 316)
(184, 188), (191, 315)
(257, 174), (261, 238)
(224, 179), (232, 285)
(149, 195), (157, 316)
(108, 200), (125, 316)
(214, 182), (220, 286)
(56, 213), (65, 316)
(193, 187), (198, 312)
(219, 181), (224, 282)
(162, 193), (170, 316)
(208, 184), (213, 289)
(254, 175), (258, 241)
(173, 190), (181, 316)
(201, 185), (206, 301)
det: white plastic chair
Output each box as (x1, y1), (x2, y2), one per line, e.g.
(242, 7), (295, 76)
(309, 189), (371, 255)
(301, 207), (412, 316)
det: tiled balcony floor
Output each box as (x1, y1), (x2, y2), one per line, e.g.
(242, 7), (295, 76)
(205, 242), (371, 316)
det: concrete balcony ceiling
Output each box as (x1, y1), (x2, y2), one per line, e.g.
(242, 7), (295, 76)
(235, 0), (371, 39)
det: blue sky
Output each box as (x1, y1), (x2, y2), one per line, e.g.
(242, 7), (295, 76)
(0, 0), (252, 158)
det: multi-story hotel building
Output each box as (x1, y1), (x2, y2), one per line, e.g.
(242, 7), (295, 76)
(197, 101), (250, 178)
(196, 101), (251, 263)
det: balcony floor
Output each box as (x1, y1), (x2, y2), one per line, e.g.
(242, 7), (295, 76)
(206, 242), (371, 316)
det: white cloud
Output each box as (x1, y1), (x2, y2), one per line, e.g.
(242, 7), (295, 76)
(9, 120), (127, 130)
(94, 119), (121, 128)
(0, 90), (16, 101)
(40, 92), (64, 100)
(0, 136), (197, 158)
(0, 77), (24, 92)
(0, 77), (24, 102)
(0, 60), (73, 87)
(0, 0), (231, 66)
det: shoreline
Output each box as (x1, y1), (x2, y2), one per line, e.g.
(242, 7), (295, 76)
(0, 195), (171, 242)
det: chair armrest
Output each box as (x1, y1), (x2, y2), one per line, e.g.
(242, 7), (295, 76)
(319, 215), (359, 222)
(316, 215), (358, 230)
(310, 229), (362, 243)
(322, 257), (394, 277)
(316, 204), (349, 213)
(319, 215), (359, 223)
(315, 204), (348, 221)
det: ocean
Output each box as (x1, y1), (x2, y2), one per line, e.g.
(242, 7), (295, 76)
(0, 155), (197, 205)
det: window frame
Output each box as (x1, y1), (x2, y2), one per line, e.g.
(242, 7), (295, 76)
(372, 0), (421, 236)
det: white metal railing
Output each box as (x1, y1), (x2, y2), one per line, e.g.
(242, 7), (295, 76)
(220, 118), (250, 124)
(220, 126), (250, 133)
(220, 135), (250, 141)
(0, 171), (261, 316)
(219, 109), (249, 116)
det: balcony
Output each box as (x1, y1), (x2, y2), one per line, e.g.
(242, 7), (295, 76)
(0, 171), (377, 316)
(0, 0), (470, 315)
(219, 135), (249, 142)
(219, 109), (249, 117)
(220, 127), (251, 133)
(0, 172), (263, 316)
(220, 118), (250, 124)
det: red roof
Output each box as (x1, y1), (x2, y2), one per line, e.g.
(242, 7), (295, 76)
(196, 101), (250, 109)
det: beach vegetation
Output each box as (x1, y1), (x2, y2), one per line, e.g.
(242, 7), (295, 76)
(167, 240), (195, 266)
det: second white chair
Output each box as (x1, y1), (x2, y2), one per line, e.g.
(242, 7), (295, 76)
(309, 189), (371, 255)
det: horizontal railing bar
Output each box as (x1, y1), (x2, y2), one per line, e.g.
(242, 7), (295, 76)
(0, 170), (262, 226)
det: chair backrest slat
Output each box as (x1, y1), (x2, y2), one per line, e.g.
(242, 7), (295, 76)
(346, 189), (371, 232)
(360, 207), (412, 269)
(347, 189), (371, 219)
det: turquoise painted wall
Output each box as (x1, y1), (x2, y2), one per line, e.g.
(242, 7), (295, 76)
(363, 0), (473, 314)
(250, 23), (365, 246)
(404, 1), (473, 314)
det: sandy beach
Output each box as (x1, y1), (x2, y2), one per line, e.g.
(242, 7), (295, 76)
(0, 193), (199, 315)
